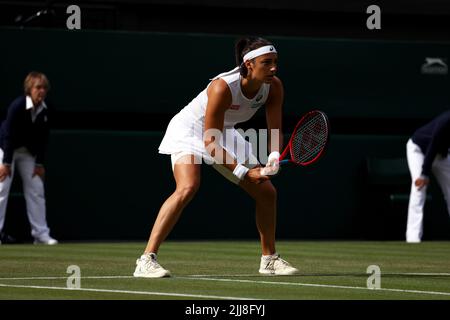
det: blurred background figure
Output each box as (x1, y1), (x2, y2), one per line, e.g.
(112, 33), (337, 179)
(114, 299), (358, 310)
(0, 71), (57, 245)
(406, 110), (450, 243)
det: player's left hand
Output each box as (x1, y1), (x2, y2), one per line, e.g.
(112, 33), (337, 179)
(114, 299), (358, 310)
(33, 166), (46, 180)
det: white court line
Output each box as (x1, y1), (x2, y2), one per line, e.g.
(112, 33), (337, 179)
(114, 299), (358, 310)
(400, 273), (450, 276)
(1, 272), (449, 281)
(1, 274), (450, 298)
(0, 283), (257, 300)
(188, 272), (450, 277)
(0, 276), (133, 280)
(1, 272), (450, 281)
(176, 277), (450, 297)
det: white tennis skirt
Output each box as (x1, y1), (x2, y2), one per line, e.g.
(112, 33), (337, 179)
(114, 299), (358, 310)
(158, 113), (258, 184)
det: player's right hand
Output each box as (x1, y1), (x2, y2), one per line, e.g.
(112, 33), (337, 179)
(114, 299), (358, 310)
(415, 176), (429, 190)
(245, 167), (270, 184)
(260, 151), (280, 176)
(0, 164), (11, 182)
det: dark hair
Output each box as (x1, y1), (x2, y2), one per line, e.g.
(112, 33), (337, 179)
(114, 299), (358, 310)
(235, 37), (273, 77)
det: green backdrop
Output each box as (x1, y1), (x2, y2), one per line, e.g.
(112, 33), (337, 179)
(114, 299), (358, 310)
(1, 28), (449, 241)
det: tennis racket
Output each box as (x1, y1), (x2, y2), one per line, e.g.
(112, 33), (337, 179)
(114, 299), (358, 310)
(279, 110), (330, 167)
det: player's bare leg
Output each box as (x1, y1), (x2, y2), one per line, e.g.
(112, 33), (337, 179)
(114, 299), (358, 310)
(239, 179), (277, 255)
(239, 179), (298, 275)
(145, 155), (201, 254)
(134, 155), (200, 278)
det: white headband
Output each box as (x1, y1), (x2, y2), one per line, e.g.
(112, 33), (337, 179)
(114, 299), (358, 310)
(243, 45), (277, 62)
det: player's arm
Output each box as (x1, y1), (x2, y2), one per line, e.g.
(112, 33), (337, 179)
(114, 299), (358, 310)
(265, 76), (284, 154)
(417, 118), (448, 189)
(204, 79), (268, 184)
(261, 76), (284, 175)
(0, 101), (21, 181)
(204, 79), (235, 169)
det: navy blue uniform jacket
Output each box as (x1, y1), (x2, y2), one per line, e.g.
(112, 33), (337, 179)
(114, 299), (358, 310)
(0, 95), (50, 166)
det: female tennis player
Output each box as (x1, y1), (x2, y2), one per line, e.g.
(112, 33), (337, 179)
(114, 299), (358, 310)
(133, 37), (298, 278)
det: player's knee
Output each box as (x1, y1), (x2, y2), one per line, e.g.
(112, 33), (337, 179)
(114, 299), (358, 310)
(175, 183), (199, 204)
(258, 183), (277, 204)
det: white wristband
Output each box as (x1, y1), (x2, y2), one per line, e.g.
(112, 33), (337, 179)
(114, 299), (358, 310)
(233, 163), (249, 180)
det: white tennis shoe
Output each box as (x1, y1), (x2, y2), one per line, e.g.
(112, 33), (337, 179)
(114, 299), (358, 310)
(33, 236), (58, 245)
(259, 254), (299, 275)
(133, 253), (171, 278)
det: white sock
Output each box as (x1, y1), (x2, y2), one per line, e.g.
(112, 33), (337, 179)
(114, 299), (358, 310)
(261, 253), (278, 261)
(142, 252), (157, 260)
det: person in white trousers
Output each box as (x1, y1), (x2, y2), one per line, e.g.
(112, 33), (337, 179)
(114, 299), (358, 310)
(0, 72), (57, 245)
(406, 110), (450, 243)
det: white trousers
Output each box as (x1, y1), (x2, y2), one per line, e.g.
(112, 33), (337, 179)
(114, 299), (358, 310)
(0, 148), (50, 239)
(406, 139), (450, 242)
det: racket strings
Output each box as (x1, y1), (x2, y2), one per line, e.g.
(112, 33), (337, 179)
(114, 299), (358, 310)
(292, 115), (328, 164)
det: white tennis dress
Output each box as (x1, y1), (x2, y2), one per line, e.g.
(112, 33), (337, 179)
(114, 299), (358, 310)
(158, 67), (271, 181)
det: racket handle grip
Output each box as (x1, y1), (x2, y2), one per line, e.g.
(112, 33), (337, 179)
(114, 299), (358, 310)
(279, 159), (290, 166)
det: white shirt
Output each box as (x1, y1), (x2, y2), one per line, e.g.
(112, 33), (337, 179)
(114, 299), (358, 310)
(158, 68), (271, 159)
(179, 69), (270, 128)
(26, 96), (47, 123)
